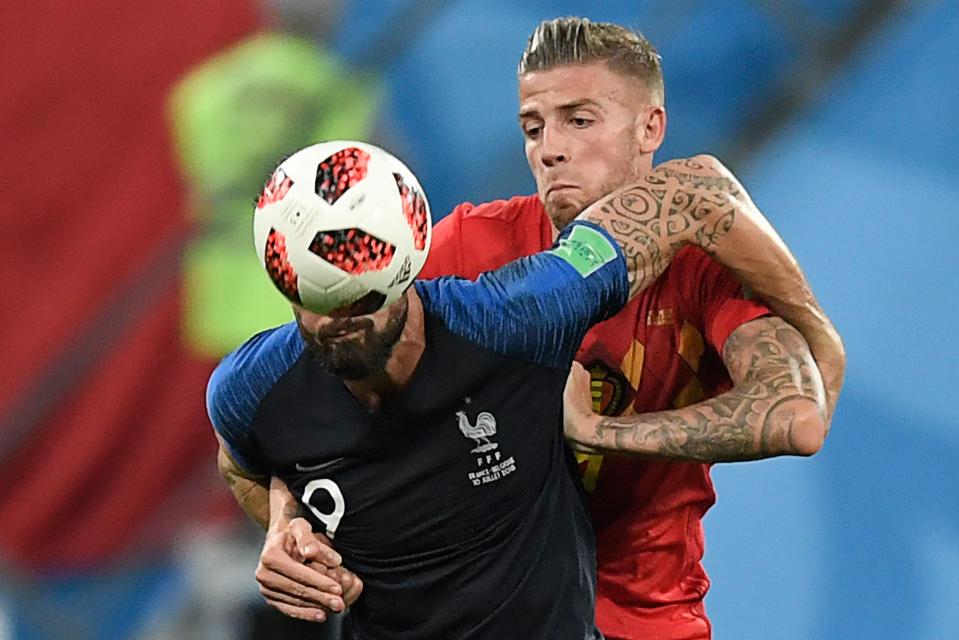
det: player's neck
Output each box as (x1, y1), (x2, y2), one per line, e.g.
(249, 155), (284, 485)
(343, 289), (426, 411)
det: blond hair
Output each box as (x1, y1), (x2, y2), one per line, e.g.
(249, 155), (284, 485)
(518, 16), (665, 106)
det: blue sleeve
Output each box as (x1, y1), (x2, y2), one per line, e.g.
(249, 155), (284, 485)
(206, 322), (305, 475)
(414, 220), (628, 368)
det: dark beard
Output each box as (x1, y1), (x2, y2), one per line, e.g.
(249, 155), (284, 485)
(307, 300), (408, 381)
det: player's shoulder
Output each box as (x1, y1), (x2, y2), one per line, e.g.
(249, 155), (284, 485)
(212, 322), (303, 382)
(206, 322), (305, 424)
(424, 195), (548, 279)
(444, 194), (543, 225)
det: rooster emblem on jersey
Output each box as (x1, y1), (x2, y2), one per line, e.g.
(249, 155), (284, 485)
(456, 410), (499, 453)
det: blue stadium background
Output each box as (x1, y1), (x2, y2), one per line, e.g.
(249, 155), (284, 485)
(2, 1), (957, 638)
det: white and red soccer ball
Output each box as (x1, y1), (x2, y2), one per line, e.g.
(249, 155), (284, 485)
(253, 141), (432, 315)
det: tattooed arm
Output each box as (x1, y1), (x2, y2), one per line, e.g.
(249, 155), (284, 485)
(217, 437), (271, 528)
(581, 154), (845, 424)
(564, 316), (826, 461)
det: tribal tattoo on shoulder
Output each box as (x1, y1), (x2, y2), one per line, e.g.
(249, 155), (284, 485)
(590, 317), (825, 461)
(576, 156), (830, 461)
(585, 156), (740, 298)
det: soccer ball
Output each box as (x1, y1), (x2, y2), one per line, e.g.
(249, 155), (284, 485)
(253, 141), (432, 315)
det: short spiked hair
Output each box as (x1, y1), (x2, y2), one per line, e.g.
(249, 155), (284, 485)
(518, 16), (665, 106)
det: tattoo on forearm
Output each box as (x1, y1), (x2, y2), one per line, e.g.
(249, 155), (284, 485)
(590, 318), (824, 462)
(586, 156), (741, 298)
(223, 471), (271, 529)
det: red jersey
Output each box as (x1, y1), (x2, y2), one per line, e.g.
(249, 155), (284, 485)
(420, 195), (770, 640)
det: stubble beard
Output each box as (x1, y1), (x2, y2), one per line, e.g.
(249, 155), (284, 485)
(543, 169), (635, 231)
(308, 298), (409, 381)
(541, 138), (645, 231)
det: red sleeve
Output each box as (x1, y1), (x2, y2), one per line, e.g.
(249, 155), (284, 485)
(419, 202), (472, 279)
(670, 247), (771, 355)
(418, 195), (552, 281)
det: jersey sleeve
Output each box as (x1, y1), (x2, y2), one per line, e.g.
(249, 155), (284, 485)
(672, 247), (771, 355)
(419, 202), (471, 279)
(419, 196), (554, 280)
(415, 220), (629, 369)
(205, 323), (304, 475)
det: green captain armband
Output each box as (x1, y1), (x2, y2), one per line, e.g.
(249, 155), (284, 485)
(546, 223), (619, 277)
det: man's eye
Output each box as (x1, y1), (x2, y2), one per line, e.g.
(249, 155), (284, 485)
(523, 125), (541, 138)
(571, 117), (591, 127)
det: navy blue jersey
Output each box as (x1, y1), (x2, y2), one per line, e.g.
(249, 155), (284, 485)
(208, 221), (627, 639)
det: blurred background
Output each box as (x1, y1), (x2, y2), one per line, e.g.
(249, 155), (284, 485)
(1, 0), (956, 638)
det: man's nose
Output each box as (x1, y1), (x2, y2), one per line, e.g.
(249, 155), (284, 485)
(539, 127), (568, 167)
(295, 307), (333, 333)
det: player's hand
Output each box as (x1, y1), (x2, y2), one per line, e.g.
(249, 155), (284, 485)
(289, 520), (364, 607)
(256, 517), (355, 622)
(563, 362), (602, 453)
(326, 563), (364, 607)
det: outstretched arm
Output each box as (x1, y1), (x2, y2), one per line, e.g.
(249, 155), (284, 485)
(581, 155), (845, 425)
(565, 316), (825, 461)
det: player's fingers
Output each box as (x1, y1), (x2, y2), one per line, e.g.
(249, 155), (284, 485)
(256, 559), (343, 598)
(327, 565), (364, 606)
(344, 583), (362, 606)
(261, 594), (331, 623)
(300, 542), (341, 567)
(288, 523), (342, 567)
(260, 544), (343, 588)
(257, 575), (346, 612)
(259, 584), (337, 610)
(283, 519), (313, 562)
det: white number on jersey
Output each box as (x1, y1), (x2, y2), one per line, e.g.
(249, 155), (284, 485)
(301, 478), (346, 538)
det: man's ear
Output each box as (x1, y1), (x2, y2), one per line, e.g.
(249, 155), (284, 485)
(637, 105), (666, 155)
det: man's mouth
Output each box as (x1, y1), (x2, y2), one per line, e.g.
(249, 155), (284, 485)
(547, 184), (577, 197)
(318, 321), (371, 341)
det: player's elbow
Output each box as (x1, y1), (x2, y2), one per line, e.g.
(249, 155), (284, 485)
(788, 399), (826, 457)
(764, 396), (825, 457)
